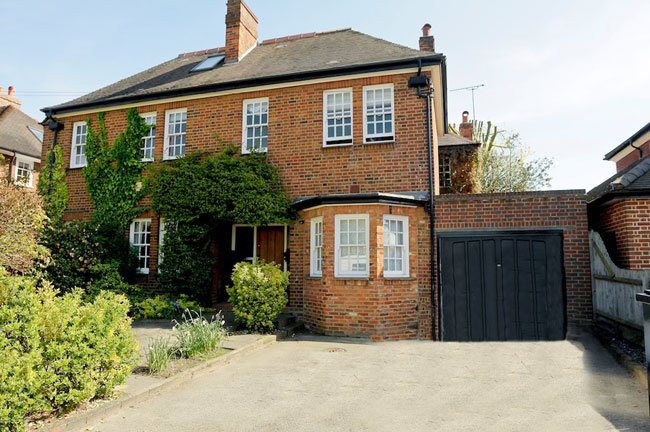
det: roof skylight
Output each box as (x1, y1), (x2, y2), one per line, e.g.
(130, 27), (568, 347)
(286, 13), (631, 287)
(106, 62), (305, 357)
(190, 55), (225, 72)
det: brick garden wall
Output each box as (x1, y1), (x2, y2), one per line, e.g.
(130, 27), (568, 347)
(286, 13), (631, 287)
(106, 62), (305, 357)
(590, 198), (650, 270)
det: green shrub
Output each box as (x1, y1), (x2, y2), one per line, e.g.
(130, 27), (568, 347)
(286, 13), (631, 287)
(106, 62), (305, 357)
(133, 295), (175, 320)
(174, 311), (226, 358)
(227, 261), (289, 332)
(0, 270), (138, 430)
(146, 337), (174, 374)
(0, 272), (46, 432)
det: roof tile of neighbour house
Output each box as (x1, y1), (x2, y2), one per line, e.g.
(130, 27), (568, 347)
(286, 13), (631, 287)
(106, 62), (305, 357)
(587, 156), (650, 203)
(45, 29), (442, 114)
(0, 105), (43, 159)
(438, 133), (479, 148)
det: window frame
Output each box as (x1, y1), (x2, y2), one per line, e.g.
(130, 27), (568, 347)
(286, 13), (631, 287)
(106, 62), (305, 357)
(163, 108), (187, 161)
(439, 154), (452, 189)
(129, 218), (152, 274)
(241, 97), (269, 154)
(363, 83), (395, 144)
(382, 215), (410, 278)
(70, 121), (88, 168)
(310, 216), (323, 277)
(322, 88), (353, 147)
(334, 214), (370, 278)
(140, 112), (157, 162)
(13, 157), (34, 187)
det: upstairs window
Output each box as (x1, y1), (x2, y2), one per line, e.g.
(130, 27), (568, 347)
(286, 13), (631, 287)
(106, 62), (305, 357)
(141, 113), (156, 161)
(242, 98), (269, 154)
(164, 109), (186, 160)
(310, 217), (323, 277)
(14, 158), (33, 187)
(383, 215), (409, 277)
(70, 121), (87, 168)
(130, 219), (152, 274)
(335, 214), (369, 278)
(323, 89), (353, 146)
(363, 84), (394, 143)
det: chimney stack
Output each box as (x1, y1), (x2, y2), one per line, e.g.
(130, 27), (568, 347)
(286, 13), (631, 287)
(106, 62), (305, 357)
(0, 85), (21, 109)
(225, 0), (259, 63)
(419, 24), (435, 52)
(459, 111), (473, 140)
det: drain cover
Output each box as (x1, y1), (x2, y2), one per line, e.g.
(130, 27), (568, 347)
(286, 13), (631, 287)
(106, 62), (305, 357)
(327, 347), (346, 353)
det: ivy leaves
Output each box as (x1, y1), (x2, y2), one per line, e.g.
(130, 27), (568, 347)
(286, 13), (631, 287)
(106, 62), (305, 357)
(149, 147), (294, 226)
(84, 109), (150, 232)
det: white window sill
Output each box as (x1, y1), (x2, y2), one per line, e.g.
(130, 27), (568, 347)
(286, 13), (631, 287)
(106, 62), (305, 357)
(363, 139), (395, 145)
(323, 141), (353, 148)
(241, 149), (269, 155)
(69, 164), (87, 169)
(308, 274), (322, 279)
(334, 275), (369, 280)
(383, 275), (414, 280)
(140, 158), (154, 163)
(136, 269), (150, 275)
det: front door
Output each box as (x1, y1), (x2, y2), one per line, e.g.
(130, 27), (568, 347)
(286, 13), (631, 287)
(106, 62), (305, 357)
(257, 226), (285, 266)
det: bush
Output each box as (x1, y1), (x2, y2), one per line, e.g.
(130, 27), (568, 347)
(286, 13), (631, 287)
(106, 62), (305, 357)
(173, 310), (226, 358)
(132, 294), (206, 320)
(227, 261), (289, 332)
(0, 270), (138, 430)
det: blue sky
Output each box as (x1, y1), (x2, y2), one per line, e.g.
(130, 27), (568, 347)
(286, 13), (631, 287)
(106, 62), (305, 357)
(2, 0), (649, 191)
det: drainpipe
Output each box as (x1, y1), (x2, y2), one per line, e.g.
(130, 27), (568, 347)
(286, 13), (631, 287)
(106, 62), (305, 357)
(408, 73), (437, 340)
(6, 150), (16, 184)
(630, 139), (644, 159)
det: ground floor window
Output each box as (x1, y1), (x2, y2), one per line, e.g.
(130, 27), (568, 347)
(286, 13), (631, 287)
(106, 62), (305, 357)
(130, 219), (152, 274)
(335, 214), (369, 277)
(383, 215), (409, 277)
(310, 217), (323, 276)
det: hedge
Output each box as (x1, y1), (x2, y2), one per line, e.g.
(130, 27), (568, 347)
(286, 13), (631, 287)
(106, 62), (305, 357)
(0, 270), (137, 432)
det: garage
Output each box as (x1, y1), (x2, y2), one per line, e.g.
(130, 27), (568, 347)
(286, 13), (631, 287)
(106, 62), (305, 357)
(439, 231), (565, 341)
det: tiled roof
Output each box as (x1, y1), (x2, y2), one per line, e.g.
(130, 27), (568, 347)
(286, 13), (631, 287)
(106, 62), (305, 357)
(45, 29), (442, 114)
(438, 133), (479, 147)
(587, 156), (650, 203)
(0, 106), (43, 159)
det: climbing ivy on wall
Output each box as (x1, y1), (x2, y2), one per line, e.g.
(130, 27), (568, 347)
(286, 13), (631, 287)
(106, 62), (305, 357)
(84, 109), (150, 232)
(38, 145), (68, 222)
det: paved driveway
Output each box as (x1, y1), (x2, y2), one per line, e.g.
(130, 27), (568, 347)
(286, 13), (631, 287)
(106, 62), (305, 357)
(89, 330), (648, 432)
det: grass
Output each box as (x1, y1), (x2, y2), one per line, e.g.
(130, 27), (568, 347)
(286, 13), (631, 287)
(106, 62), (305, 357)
(145, 310), (227, 375)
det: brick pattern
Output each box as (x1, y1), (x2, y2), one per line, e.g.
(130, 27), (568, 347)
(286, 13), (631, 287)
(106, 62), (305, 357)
(590, 198), (650, 269)
(435, 191), (592, 326)
(294, 204), (429, 341)
(616, 140), (650, 173)
(43, 71), (435, 218)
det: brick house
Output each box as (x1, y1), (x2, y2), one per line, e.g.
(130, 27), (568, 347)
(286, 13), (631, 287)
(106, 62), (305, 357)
(0, 86), (42, 188)
(588, 122), (650, 269)
(42, 0), (590, 341)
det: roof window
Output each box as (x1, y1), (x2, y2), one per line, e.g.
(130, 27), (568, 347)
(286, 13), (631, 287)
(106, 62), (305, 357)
(190, 55), (225, 72)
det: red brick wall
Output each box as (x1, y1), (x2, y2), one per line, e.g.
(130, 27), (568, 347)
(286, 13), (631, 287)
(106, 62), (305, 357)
(435, 191), (592, 327)
(293, 203), (430, 341)
(590, 198), (650, 269)
(616, 140), (650, 172)
(43, 71), (435, 220)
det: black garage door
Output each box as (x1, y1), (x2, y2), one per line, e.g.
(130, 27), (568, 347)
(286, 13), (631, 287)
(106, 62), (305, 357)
(439, 232), (565, 341)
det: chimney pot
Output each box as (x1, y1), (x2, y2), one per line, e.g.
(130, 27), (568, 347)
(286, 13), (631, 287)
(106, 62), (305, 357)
(0, 87), (4, 94)
(462, 111), (469, 123)
(8, 86), (14, 96)
(422, 23), (432, 36)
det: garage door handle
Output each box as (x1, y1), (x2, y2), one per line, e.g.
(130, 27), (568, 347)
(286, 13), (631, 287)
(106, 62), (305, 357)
(497, 264), (502, 267)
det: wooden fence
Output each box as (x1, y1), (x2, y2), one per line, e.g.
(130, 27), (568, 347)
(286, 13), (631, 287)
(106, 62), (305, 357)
(590, 231), (650, 329)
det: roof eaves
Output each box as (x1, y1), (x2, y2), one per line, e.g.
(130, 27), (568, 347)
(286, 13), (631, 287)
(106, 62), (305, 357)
(604, 121), (650, 160)
(43, 54), (444, 115)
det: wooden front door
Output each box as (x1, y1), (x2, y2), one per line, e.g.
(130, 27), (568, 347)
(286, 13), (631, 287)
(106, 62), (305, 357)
(257, 226), (285, 266)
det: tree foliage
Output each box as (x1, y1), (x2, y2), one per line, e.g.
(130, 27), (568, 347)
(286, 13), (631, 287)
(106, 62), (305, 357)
(0, 177), (48, 274)
(84, 109), (150, 232)
(37, 146), (68, 223)
(449, 120), (553, 193)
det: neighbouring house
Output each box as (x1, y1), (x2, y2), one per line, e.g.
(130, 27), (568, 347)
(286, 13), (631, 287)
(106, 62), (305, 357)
(438, 110), (479, 193)
(588, 122), (650, 269)
(0, 86), (43, 188)
(41, 0), (591, 341)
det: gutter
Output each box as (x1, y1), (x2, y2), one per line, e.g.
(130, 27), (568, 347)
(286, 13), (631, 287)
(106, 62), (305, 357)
(42, 55), (444, 116)
(292, 192), (426, 211)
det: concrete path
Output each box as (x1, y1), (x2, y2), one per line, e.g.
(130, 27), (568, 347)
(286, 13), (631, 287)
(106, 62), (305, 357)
(84, 330), (648, 432)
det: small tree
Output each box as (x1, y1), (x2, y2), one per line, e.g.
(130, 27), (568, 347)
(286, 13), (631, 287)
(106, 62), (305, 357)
(449, 121), (553, 193)
(0, 172), (48, 274)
